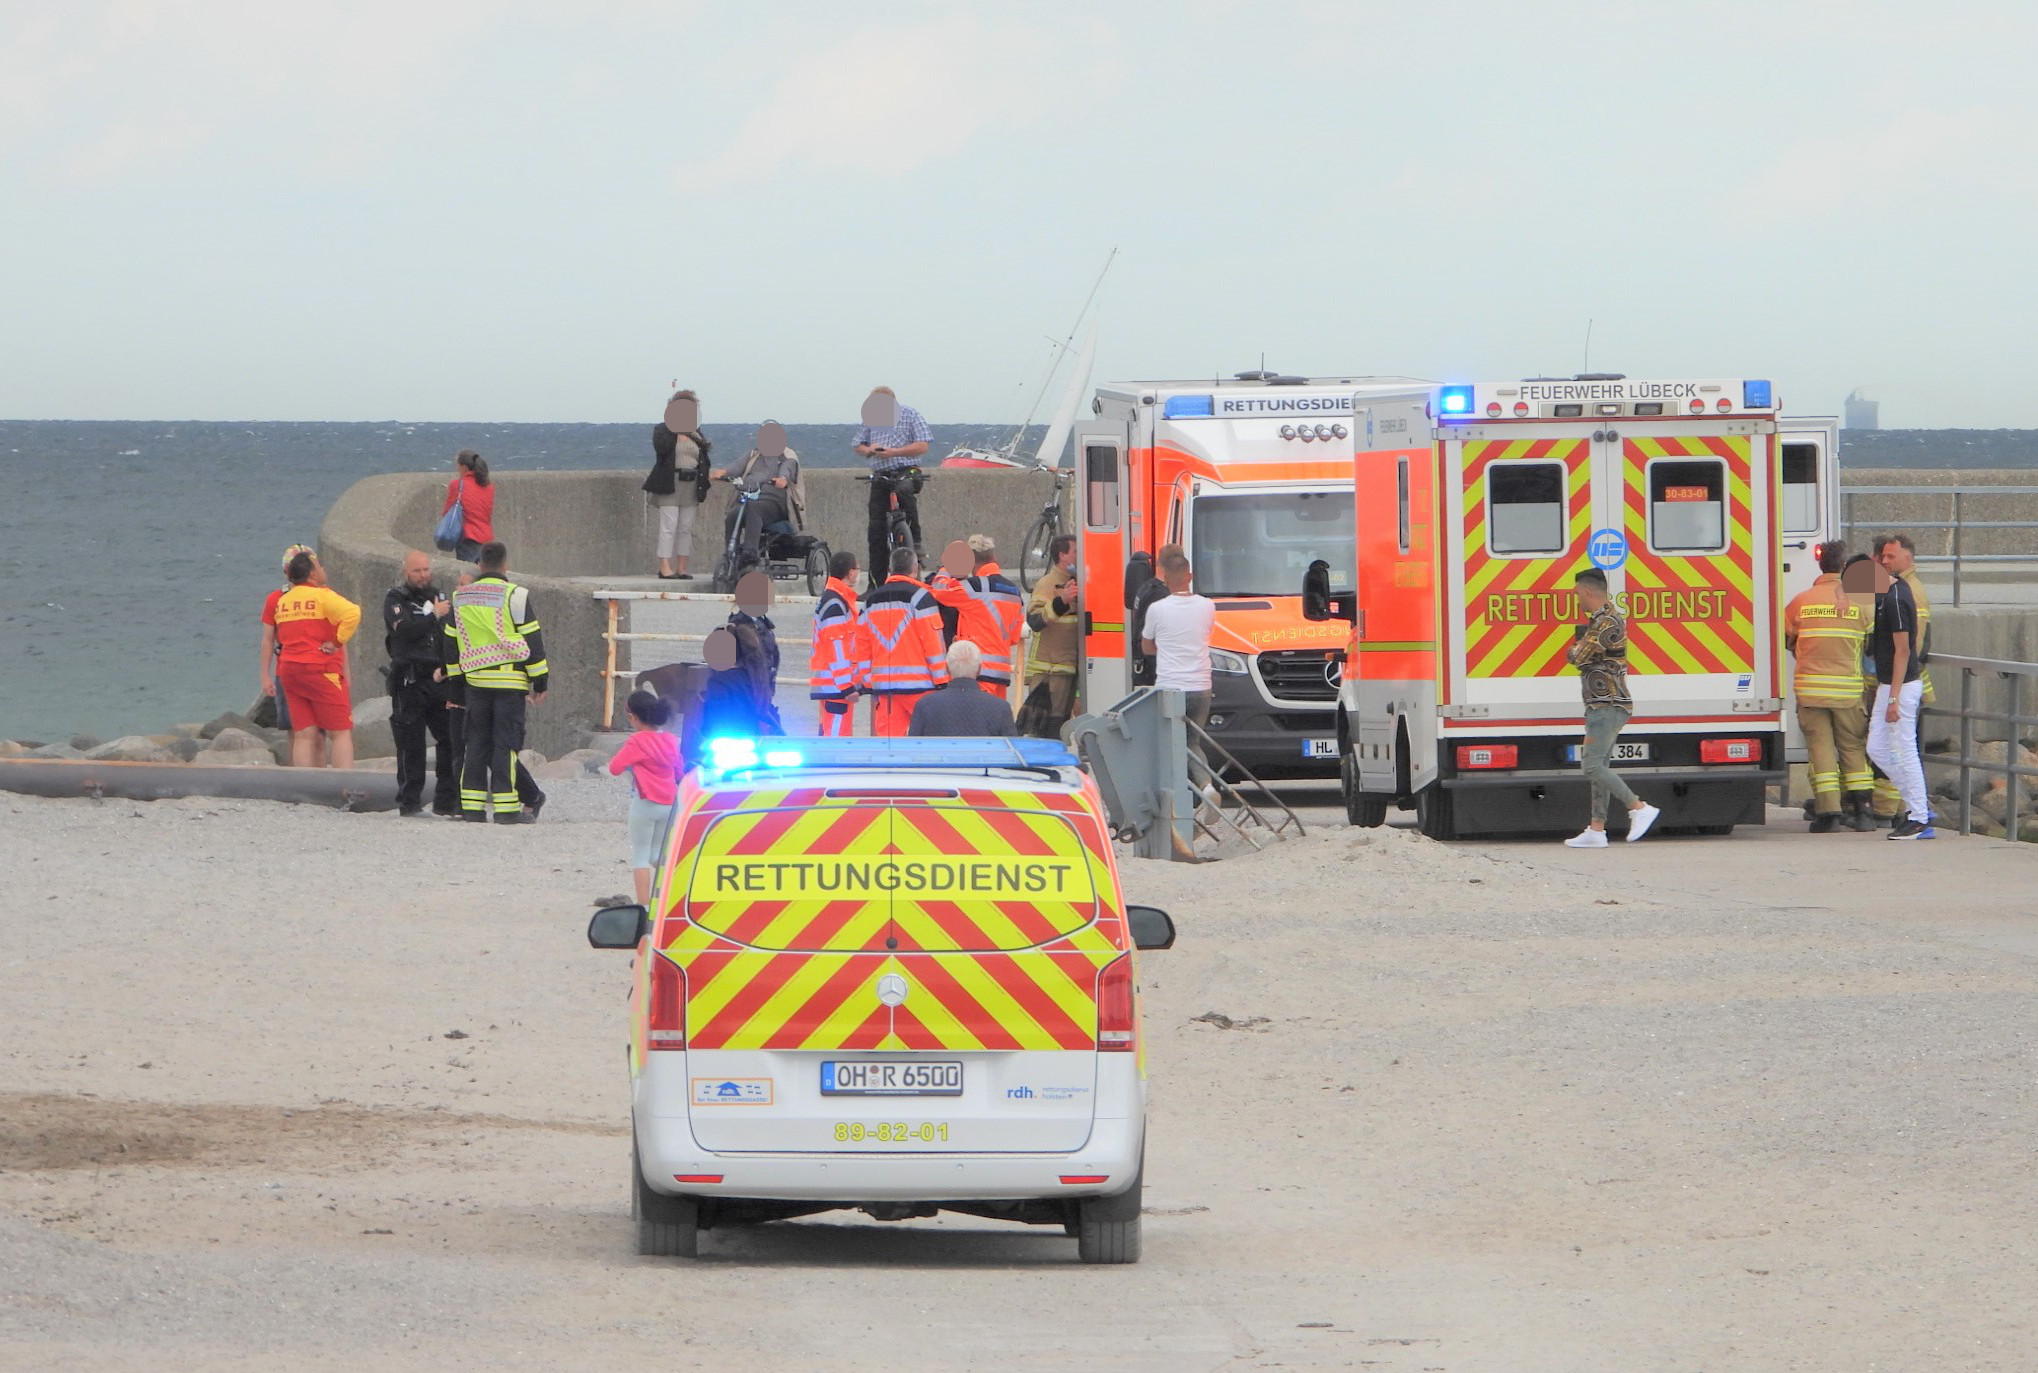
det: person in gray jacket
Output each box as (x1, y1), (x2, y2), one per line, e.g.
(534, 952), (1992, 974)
(907, 641), (1017, 738)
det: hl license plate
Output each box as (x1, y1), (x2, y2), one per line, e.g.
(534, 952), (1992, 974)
(1564, 741), (1651, 763)
(1302, 739), (1339, 759)
(821, 1061), (963, 1096)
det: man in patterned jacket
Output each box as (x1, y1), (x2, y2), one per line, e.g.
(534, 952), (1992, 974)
(1563, 568), (1661, 848)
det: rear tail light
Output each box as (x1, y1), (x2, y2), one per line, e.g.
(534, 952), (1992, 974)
(1456, 744), (1518, 769)
(1513, 401), (1530, 417)
(647, 953), (686, 1050)
(1700, 737), (1759, 764)
(1059, 1175), (1110, 1185)
(1688, 397), (1707, 414)
(1486, 402), (1503, 417)
(674, 1174), (723, 1184)
(1097, 955), (1136, 1052)
(1715, 397), (1733, 413)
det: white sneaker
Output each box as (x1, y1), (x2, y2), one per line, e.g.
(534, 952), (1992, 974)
(1564, 829), (1608, 848)
(1626, 803), (1661, 842)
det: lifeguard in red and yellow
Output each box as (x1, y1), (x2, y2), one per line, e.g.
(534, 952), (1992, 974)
(929, 534), (1026, 701)
(857, 547), (948, 737)
(268, 549), (362, 768)
(809, 550), (869, 737)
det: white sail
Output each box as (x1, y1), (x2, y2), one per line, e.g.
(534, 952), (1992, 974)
(1033, 319), (1096, 472)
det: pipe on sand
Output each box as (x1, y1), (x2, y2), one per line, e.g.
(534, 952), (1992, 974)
(0, 759), (400, 811)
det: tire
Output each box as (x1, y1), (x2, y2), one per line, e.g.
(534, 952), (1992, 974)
(1075, 1168), (1142, 1265)
(1018, 512), (1058, 592)
(804, 542), (829, 597)
(1415, 783), (1454, 841)
(1342, 749), (1387, 828)
(632, 1141), (699, 1258)
(711, 549), (738, 595)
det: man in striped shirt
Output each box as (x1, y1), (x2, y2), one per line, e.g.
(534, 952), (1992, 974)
(853, 386), (932, 593)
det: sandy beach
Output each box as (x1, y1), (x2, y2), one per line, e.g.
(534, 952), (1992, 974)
(3, 787), (2034, 1371)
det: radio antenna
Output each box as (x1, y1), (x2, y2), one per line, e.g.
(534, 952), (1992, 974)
(1582, 319), (1594, 375)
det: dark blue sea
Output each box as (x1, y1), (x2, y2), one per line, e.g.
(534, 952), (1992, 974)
(1, 420), (2033, 743)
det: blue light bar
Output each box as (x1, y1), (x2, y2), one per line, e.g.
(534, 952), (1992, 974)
(1162, 394), (1214, 419)
(702, 736), (1080, 775)
(1742, 379), (1773, 409)
(1438, 385), (1475, 416)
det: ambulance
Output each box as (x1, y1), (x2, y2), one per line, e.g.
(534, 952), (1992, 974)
(586, 735), (1176, 1263)
(1304, 376), (1835, 838)
(1073, 372), (1430, 776)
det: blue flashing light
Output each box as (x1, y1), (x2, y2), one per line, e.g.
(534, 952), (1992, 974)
(1162, 394), (1214, 419)
(1743, 379), (1774, 409)
(762, 748), (804, 768)
(1438, 385), (1475, 416)
(706, 737), (758, 771)
(702, 736), (1080, 776)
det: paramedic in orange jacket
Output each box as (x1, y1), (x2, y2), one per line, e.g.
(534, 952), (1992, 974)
(929, 534), (1026, 701)
(859, 546), (949, 737)
(809, 550), (868, 736)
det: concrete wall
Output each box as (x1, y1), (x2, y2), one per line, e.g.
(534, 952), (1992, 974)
(1839, 468), (2038, 559)
(320, 466), (1068, 756)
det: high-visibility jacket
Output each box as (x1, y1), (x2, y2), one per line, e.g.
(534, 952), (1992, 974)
(1902, 566), (1934, 704)
(1784, 572), (1868, 707)
(859, 575), (949, 696)
(445, 576), (549, 693)
(930, 562), (1026, 685)
(809, 577), (869, 700)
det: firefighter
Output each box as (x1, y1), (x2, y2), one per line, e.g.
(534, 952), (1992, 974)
(1870, 533), (1933, 824)
(858, 545), (948, 737)
(445, 541), (548, 823)
(929, 534), (1026, 700)
(1784, 541), (1873, 832)
(809, 550), (867, 737)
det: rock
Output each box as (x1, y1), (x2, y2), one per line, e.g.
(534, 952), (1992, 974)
(531, 759), (590, 783)
(1971, 814), (2007, 838)
(71, 734), (103, 751)
(208, 727), (270, 753)
(0, 740), (29, 759)
(198, 728), (275, 766)
(200, 711), (259, 740)
(28, 743), (83, 760)
(575, 731), (631, 761)
(269, 736), (294, 765)
(351, 717), (396, 760)
(520, 750), (548, 768)
(168, 737), (203, 762)
(352, 696), (393, 726)
(83, 735), (176, 763)
(170, 723), (206, 740)
(554, 747), (611, 776)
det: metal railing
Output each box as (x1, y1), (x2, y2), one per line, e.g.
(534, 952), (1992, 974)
(592, 589), (815, 729)
(1840, 485), (2038, 606)
(1921, 652), (2038, 841)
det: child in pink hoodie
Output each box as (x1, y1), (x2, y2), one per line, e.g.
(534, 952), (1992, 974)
(608, 690), (683, 904)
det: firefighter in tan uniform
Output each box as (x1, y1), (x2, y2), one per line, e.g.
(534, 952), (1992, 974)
(1870, 534), (1932, 824)
(1785, 542), (1873, 832)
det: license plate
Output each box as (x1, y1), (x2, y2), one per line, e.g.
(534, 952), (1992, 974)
(1302, 738), (1338, 759)
(1564, 741), (1651, 763)
(821, 1060), (963, 1096)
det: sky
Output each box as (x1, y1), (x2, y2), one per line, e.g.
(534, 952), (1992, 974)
(3, 0), (2035, 428)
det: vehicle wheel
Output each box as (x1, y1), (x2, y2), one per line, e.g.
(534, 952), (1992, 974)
(1062, 1214), (1081, 1238)
(1415, 783), (1454, 841)
(1018, 513), (1058, 592)
(632, 1141), (699, 1258)
(710, 550), (738, 595)
(1342, 750), (1387, 827)
(1075, 1169), (1142, 1265)
(804, 542), (829, 597)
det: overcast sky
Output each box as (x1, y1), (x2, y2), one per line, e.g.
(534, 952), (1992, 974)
(3, 1), (2032, 427)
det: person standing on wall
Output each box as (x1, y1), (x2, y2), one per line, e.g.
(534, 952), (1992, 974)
(271, 550), (361, 770)
(859, 546), (949, 737)
(930, 534), (1027, 701)
(853, 387), (931, 593)
(1021, 534), (1081, 737)
(1561, 568), (1661, 848)
(1784, 541), (1874, 832)
(383, 550), (458, 818)
(1865, 553), (1933, 840)
(1140, 548), (1218, 789)
(1870, 533), (1934, 825)
(445, 541), (548, 824)
(810, 550), (868, 737)
(646, 390), (710, 580)
(439, 449), (495, 564)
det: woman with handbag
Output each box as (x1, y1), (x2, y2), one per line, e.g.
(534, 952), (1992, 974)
(647, 390), (711, 580)
(437, 449), (495, 563)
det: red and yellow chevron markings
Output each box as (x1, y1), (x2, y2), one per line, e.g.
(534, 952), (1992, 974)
(1460, 438), (1591, 679)
(1619, 435), (1755, 675)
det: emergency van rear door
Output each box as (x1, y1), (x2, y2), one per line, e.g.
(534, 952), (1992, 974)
(663, 786), (1122, 1154)
(1777, 417), (1840, 763)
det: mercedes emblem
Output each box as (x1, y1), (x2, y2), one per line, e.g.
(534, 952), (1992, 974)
(876, 974), (909, 1007)
(1322, 656), (1342, 689)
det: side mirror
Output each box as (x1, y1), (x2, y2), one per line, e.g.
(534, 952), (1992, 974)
(1300, 560), (1356, 624)
(587, 904), (650, 949)
(1126, 904), (1176, 951)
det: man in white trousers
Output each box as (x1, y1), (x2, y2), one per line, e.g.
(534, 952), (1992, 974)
(1865, 556), (1933, 840)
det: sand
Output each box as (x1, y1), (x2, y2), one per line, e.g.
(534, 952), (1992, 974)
(3, 788), (2035, 1371)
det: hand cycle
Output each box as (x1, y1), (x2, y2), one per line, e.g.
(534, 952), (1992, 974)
(856, 466), (925, 575)
(710, 475), (830, 596)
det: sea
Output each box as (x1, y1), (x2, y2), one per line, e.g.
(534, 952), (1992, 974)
(1, 420), (2034, 744)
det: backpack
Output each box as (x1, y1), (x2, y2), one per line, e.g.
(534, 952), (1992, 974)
(433, 478), (465, 551)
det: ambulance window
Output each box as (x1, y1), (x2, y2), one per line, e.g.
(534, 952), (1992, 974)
(1649, 460), (1727, 552)
(1084, 443), (1120, 529)
(1781, 442), (1820, 534)
(1487, 462), (1565, 554)
(1397, 457), (1411, 554)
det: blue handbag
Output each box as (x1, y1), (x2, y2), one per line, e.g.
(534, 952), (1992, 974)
(433, 478), (465, 551)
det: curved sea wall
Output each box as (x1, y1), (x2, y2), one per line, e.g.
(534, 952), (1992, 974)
(319, 467), (1065, 756)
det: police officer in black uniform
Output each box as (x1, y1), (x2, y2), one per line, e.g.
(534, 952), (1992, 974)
(384, 550), (457, 817)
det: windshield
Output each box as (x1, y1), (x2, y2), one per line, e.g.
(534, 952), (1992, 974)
(1189, 490), (1355, 597)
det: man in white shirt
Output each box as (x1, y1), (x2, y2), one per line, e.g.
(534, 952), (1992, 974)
(1140, 547), (1218, 784)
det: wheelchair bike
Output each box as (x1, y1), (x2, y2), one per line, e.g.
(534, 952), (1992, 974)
(711, 476), (830, 596)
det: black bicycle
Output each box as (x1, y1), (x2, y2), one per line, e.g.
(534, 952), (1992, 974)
(711, 475), (829, 596)
(1017, 467), (1072, 591)
(857, 467), (925, 573)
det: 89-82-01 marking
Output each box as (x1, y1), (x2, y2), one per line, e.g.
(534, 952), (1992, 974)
(834, 1121), (950, 1144)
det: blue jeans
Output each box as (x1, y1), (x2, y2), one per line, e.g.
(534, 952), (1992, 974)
(1582, 704), (1640, 824)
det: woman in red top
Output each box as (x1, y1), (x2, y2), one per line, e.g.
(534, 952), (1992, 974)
(609, 690), (684, 904)
(442, 449), (496, 562)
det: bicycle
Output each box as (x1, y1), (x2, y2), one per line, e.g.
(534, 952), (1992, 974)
(1017, 467), (1073, 591)
(711, 475), (829, 595)
(856, 467), (925, 575)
